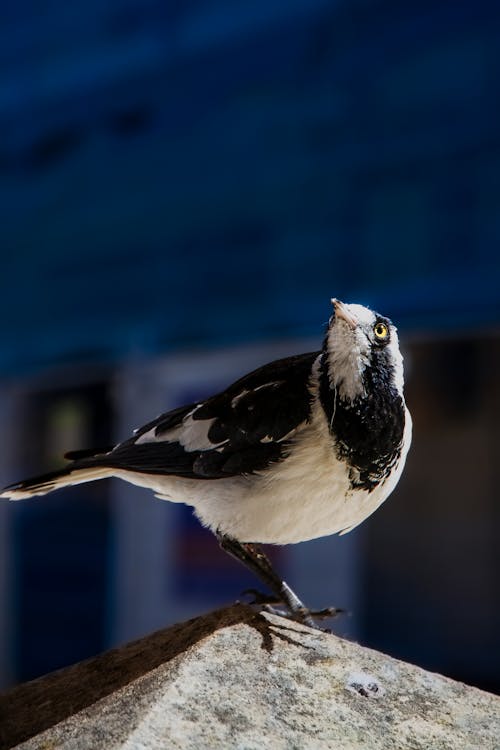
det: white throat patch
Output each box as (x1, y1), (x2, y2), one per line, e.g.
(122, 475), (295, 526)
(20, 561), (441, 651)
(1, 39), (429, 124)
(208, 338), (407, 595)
(326, 304), (375, 401)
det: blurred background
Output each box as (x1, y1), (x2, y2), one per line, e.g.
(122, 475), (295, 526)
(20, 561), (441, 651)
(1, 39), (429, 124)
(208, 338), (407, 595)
(0, 0), (499, 695)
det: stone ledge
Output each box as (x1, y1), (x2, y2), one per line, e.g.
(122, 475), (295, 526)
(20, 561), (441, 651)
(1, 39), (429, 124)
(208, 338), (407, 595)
(0, 604), (498, 749)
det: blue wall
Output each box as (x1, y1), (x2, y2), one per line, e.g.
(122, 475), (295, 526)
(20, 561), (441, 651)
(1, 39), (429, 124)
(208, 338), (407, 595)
(1, 0), (500, 375)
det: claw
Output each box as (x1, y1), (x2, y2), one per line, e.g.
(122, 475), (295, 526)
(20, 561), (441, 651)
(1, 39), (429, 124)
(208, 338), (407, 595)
(241, 591), (342, 631)
(263, 604), (291, 618)
(241, 588), (283, 606)
(287, 605), (344, 632)
(299, 606), (344, 620)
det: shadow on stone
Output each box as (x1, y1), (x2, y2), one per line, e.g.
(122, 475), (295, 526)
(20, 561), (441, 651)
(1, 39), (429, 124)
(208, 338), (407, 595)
(2, 604), (499, 750)
(0, 603), (268, 750)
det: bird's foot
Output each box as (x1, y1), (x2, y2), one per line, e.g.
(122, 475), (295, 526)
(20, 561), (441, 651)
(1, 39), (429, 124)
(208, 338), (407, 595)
(261, 604), (341, 632)
(288, 605), (343, 632)
(242, 591), (343, 632)
(241, 588), (284, 606)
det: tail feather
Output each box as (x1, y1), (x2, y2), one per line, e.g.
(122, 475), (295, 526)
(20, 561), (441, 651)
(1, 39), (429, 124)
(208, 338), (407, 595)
(64, 447), (114, 461)
(1, 462), (113, 500)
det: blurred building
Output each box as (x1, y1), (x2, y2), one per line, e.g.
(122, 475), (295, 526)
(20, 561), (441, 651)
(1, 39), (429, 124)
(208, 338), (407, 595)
(0, 0), (499, 693)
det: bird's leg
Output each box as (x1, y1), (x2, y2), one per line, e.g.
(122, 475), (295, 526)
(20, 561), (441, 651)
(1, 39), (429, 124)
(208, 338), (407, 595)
(217, 532), (338, 629)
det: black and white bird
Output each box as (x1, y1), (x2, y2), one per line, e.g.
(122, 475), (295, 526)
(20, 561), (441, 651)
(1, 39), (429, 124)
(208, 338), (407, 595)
(1, 299), (411, 628)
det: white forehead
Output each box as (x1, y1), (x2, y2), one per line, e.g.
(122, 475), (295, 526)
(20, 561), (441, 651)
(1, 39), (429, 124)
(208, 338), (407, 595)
(344, 303), (377, 326)
(327, 300), (404, 399)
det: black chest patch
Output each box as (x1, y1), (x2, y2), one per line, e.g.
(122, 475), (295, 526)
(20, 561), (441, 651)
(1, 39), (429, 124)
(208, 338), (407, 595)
(319, 353), (406, 491)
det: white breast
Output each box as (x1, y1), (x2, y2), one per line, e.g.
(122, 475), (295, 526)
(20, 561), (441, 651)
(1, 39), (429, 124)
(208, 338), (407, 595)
(115, 396), (412, 546)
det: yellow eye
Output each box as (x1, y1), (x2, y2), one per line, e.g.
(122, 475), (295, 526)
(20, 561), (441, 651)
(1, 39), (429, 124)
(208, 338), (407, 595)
(373, 322), (389, 340)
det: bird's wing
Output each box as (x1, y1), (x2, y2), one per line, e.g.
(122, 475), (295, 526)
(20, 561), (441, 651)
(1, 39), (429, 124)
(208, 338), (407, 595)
(103, 352), (318, 479)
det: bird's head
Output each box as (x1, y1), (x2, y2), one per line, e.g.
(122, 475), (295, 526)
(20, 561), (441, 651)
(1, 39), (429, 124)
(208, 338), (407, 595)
(322, 299), (405, 402)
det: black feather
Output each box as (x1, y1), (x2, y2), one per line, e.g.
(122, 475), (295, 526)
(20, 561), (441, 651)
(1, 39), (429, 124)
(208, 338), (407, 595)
(101, 352), (317, 479)
(319, 350), (405, 491)
(64, 447), (113, 460)
(145, 404), (195, 439)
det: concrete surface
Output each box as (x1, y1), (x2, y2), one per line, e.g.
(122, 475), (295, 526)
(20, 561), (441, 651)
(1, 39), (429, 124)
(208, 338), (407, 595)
(0, 604), (498, 750)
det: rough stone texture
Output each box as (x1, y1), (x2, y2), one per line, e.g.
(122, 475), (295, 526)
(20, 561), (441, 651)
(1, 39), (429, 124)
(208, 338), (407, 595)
(0, 604), (498, 750)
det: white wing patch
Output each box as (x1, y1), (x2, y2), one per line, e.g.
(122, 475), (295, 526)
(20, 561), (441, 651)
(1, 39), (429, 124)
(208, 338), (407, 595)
(231, 382), (282, 409)
(259, 425), (303, 444)
(231, 389), (249, 408)
(135, 380), (292, 453)
(135, 408), (227, 452)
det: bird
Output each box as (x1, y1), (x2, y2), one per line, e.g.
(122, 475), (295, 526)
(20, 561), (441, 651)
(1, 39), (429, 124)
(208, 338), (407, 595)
(1, 298), (412, 628)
